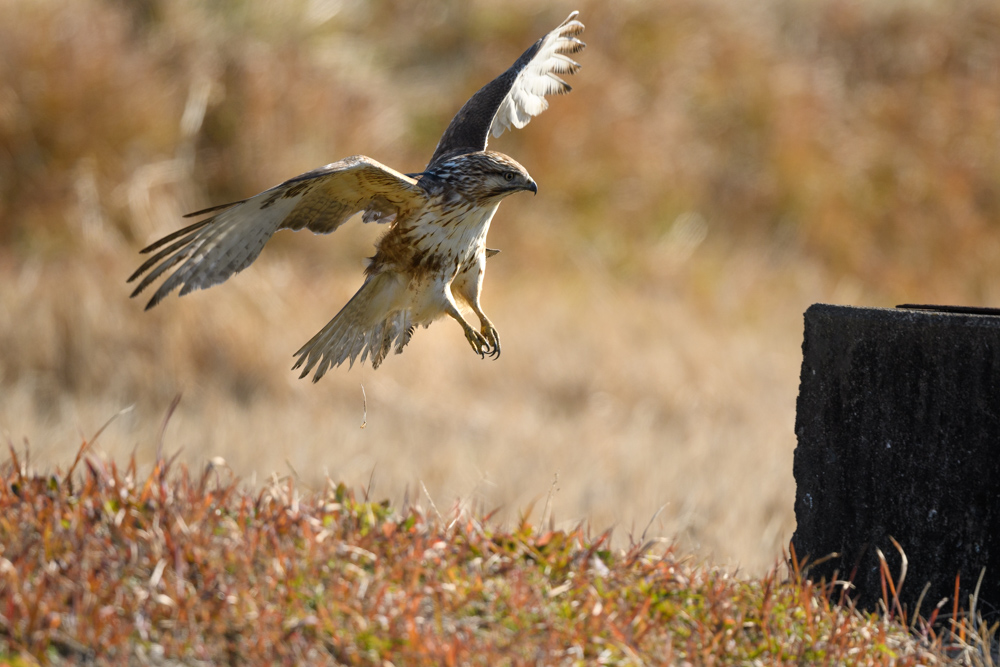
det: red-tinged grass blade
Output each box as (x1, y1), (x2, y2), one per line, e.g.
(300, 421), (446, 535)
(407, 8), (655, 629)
(155, 393), (183, 465)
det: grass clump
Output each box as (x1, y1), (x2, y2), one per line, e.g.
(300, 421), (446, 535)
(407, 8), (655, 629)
(0, 444), (965, 665)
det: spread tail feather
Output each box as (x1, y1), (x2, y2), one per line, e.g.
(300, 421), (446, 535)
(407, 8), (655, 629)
(292, 272), (413, 381)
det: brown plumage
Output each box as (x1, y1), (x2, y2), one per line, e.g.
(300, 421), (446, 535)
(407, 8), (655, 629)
(129, 12), (585, 380)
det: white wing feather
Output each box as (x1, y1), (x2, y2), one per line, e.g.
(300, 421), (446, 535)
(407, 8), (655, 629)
(490, 12), (585, 138)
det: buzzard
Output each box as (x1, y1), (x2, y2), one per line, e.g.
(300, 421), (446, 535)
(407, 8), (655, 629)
(129, 12), (585, 381)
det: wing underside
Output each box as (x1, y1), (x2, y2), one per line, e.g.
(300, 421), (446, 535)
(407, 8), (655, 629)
(426, 11), (585, 168)
(128, 156), (423, 310)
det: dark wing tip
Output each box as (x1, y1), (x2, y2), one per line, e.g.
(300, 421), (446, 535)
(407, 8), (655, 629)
(138, 217), (213, 254)
(182, 199), (245, 218)
(143, 288), (166, 311)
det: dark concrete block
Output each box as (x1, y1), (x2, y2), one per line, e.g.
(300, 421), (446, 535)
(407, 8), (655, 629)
(791, 303), (1000, 614)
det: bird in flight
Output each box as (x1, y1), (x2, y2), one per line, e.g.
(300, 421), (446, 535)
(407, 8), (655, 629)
(129, 12), (585, 381)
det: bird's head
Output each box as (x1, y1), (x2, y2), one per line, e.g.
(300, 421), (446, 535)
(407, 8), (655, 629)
(422, 151), (537, 203)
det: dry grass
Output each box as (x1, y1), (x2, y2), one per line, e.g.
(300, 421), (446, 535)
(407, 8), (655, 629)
(0, 447), (970, 664)
(3, 0), (1000, 576)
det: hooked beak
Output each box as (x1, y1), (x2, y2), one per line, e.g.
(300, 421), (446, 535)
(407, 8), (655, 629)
(526, 179), (538, 195)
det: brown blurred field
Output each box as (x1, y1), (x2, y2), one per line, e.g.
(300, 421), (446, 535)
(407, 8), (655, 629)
(2, 0), (1000, 574)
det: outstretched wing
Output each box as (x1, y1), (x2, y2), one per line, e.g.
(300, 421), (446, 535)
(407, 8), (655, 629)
(426, 11), (585, 168)
(128, 155), (424, 310)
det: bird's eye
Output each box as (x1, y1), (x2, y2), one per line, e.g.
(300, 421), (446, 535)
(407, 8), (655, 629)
(503, 172), (515, 181)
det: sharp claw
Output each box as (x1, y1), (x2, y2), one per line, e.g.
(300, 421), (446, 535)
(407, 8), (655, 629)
(465, 324), (501, 361)
(465, 327), (489, 359)
(483, 326), (501, 360)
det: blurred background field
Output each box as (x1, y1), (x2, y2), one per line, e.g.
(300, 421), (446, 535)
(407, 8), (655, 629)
(2, 0), (1000, 574)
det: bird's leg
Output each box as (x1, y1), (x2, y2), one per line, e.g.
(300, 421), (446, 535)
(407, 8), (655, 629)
(451, 258), (500, 359)
(469, 304), (500, 359)
(442, 294), (491, 359)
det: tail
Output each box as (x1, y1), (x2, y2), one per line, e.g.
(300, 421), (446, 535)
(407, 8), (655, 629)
(292, 272), (414, 381)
